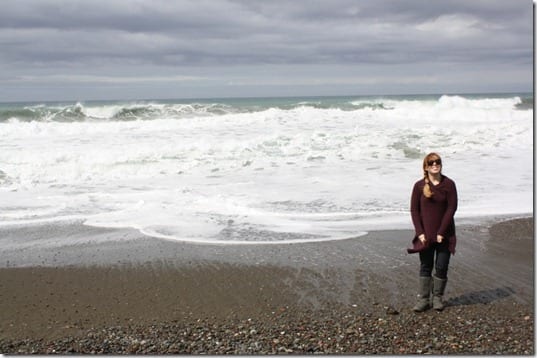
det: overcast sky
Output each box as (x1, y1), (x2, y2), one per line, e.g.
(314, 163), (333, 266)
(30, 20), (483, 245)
(0, 0), (533, 102)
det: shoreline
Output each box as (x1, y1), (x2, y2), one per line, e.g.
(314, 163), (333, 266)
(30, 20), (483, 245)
(0, 213), (531, 268)
(0, 215), (533, 354)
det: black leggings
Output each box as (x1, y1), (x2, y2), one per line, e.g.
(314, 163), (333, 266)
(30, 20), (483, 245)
(419, 242), (451, 279)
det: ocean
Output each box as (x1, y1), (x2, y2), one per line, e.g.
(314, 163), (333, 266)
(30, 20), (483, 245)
(0, 93), (533, 245)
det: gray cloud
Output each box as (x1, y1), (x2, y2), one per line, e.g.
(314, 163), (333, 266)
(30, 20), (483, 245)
(0, 0), (532, 101)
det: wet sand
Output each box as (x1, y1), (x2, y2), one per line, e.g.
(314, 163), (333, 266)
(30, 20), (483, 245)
(0, 216), (533, 354)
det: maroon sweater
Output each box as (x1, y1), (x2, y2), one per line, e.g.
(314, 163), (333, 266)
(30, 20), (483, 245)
(409, 175), (458, 254)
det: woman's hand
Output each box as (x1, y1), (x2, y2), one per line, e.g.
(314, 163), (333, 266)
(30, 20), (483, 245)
(418, 234), (426, 243)
(436, 235), (444, 243)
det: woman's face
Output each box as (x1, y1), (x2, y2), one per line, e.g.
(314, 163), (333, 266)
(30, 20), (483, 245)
(425, 157), (442, 175)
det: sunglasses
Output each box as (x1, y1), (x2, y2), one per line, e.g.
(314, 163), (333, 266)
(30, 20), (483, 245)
(427, 159), (442, 166)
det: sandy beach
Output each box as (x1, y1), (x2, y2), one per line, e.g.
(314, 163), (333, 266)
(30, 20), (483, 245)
(0, 216), (533, 354)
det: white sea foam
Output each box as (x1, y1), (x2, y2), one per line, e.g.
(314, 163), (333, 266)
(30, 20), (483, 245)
(0, 95), (532, 245)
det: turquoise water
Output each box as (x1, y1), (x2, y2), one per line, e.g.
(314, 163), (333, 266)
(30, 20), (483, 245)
(0, 92), (532, 123)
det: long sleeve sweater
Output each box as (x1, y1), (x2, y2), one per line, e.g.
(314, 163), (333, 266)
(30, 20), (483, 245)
(409, 175), (458, 254)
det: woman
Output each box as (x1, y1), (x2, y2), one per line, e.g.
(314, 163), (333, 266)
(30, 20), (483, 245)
(408, 152), (458, 312)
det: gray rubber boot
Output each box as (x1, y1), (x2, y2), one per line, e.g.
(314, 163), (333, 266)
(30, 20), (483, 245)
(432, 275), (448, 311)
(412, 276), (431, 312)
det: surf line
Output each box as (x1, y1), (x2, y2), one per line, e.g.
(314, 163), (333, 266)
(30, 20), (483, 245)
(138, 228), (367, 245)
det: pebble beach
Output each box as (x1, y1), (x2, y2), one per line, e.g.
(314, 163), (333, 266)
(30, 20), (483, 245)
(0, 216), (533, 354)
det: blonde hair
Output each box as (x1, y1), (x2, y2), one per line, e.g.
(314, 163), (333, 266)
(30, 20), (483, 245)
(422, 152), (442, 198)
